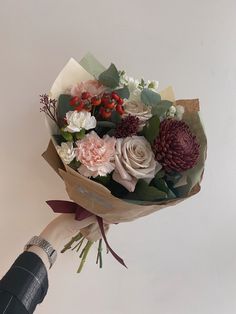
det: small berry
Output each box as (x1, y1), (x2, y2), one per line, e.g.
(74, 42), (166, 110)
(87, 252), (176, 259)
(70, 96), (79, 106)
(117, 97), (124, 105)
(75, 101), (85, 111)
(105, 101), (115, 109)
(116, 104), (125, 115)
(101, 96), (110, 105)
(111, 92), (120, 101)
(91, 96), (101, 106)
(100, 107), (112, 119)
(81, 92), (91, 100)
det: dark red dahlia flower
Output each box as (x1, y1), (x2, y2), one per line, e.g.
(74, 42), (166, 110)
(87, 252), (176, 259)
(153, 119), (200, 172)
(115, 115), (140, 138)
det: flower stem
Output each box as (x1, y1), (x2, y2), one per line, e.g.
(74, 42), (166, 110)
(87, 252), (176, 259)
(72, 237), (85, 251)
(77, 241), (93, 273)
(61, 233), (83, 253)
(96, 239), (103, 269)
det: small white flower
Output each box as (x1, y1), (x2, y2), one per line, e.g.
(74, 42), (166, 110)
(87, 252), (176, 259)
(64, 110), (96, 133)
(127, 77), (140, 93)
(175, 105), (185, 120)
(147, 80), (159, 91)
(167, 105), (177, 118)
(56, 142), (75, 164)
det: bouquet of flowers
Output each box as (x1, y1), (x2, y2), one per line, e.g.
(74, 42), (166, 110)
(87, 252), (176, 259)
(41, 53), (207, 272)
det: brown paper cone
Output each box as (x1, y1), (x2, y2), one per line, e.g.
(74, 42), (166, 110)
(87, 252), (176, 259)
(42, 99), (206, 228)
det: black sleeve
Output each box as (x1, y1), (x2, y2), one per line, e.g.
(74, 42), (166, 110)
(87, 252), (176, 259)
(0, 252), (48, 314)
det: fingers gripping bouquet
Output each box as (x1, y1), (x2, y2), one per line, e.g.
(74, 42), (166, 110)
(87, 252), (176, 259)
(41, 53), (207, 272)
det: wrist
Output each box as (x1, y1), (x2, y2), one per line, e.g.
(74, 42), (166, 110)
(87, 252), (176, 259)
(28, 246), (50, 270)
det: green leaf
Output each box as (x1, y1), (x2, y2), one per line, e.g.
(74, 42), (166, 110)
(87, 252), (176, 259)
(133, 180), (167, 201)
(60, 129), (73, 141)
(98, 63), (120, 88)
(53, 134), (66, 145)
(93, 174), (111, 187)
(111, 111), (121, 124)
(75, 129), (85, 140)
(141, 88), (161, 106)
(107, 129), (116, 136)
(165, 172), (182, 186)
(114, 86), (130, 99)
(154, 169), (165, 179)
(69, 159), (81, 171)
(57, 94), (72, 121)
(152, 177), (170, 194)
(97, 121), (116, 128)
(151, 100), (173, 116)
(143, 115), (160, 145)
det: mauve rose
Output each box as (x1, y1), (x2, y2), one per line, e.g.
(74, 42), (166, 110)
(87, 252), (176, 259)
(75, 131), (116, 178)
(71, 80), (106, 98)
(113, 136), (162, 192)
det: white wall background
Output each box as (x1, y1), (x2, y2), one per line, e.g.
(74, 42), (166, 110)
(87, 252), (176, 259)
(0, 0), (236, 313)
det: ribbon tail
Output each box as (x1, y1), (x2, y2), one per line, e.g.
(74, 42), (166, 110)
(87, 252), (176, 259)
(96, 216), (128, 269)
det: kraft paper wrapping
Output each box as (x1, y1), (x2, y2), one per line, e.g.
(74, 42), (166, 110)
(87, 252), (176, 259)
(42, 98), (206, 240)
(41, 57), (207, 240)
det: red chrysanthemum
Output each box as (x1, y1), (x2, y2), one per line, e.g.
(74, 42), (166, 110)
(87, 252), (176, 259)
(153, 119), (200, 172)
(115, 115), (140, 138)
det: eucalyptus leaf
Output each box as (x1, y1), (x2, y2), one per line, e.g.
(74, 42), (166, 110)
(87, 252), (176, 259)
(143, 115), (160, 145)
(107, 129), (116, 136)
(98, 63), (120, 88)
(151, 100), (173, 116)
(57, 94), (72, 122)
(114, 86), (130, 99)
(97, 121), (116, 128)
(111, 111), (121, 124)
(141, 88), (161, 106)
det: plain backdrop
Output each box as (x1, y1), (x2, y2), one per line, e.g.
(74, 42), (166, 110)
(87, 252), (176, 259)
(0, 0), (236, 313)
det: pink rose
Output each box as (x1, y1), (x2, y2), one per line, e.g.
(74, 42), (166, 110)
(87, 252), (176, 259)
(75, 131), (116, 178)
(71, 80), (107, 98)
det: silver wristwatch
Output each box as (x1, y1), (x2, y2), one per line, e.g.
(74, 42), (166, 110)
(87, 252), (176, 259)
(24, 236), (57, 268)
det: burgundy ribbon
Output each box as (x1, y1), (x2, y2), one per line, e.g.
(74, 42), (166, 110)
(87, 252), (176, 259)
(46, 200), (127, 268)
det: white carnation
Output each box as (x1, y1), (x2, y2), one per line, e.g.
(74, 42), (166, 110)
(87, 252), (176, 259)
(64, 110), (96, 133)
(56, 142), (75, 164)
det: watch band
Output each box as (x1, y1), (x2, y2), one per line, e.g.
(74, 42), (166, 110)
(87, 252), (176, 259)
(24, 236), (57, 268)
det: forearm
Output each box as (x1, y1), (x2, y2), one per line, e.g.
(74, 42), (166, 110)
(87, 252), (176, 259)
(0, 252), (48, 314)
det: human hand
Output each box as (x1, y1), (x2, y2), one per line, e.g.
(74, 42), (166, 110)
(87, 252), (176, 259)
(28, 214), (96, 270)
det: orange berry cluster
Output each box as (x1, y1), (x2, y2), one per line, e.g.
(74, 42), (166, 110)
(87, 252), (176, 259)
(69, 91), (125, 119)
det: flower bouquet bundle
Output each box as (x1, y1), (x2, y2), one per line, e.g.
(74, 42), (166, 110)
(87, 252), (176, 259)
(41, 53), (207, 272)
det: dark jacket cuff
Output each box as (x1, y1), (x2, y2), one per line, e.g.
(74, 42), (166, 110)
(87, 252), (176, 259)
(0, 251), (48, 314)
